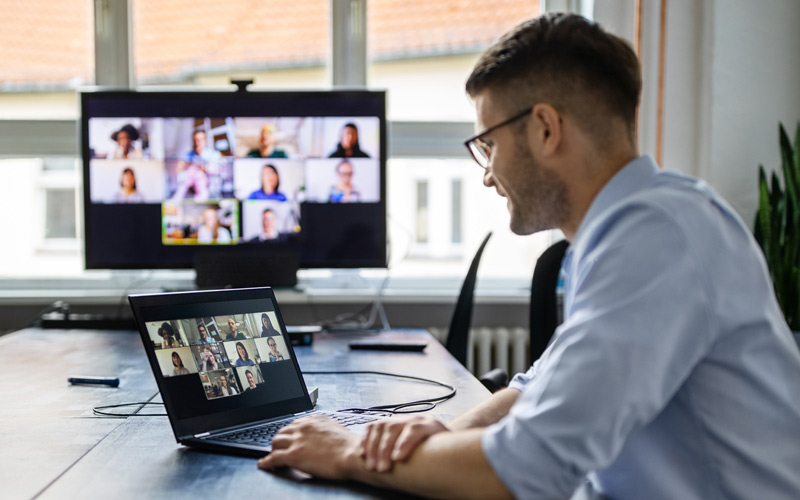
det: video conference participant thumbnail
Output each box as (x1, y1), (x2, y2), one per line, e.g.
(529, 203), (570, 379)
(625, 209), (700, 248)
(144, 320), (188, 349)
(88, 118), (165, 161)
(236, 366), (266, 392)
(89, 160), (166, 204)
(200, 368), (240, 400)
(241, 201), (295, 243)
(303, 158), (380, 203)
(233, 118), (303, 159)
(255, 335), (289, 363)
(224, 340), (261, 367)
(214, 315), (254, 340)
(153, 347), (198, 378)
(162, 200), (239, 245)
(163, 119), (235, 202)
(190, 343), (230, 372)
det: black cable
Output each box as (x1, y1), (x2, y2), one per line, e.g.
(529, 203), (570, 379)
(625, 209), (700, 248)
(91, 371), (455, 418)
(92, 401), (167, 417)
(302, 370), (456, 414)
(26, 300), (71, 328)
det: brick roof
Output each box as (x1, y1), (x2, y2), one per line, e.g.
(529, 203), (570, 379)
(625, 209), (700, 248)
(0, 0), (538, 88)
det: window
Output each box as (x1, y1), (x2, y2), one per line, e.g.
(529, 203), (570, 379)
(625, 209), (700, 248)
(132, 0), (329, 89)
(1, 0), (556, 285)
(367, 0), (541, 121)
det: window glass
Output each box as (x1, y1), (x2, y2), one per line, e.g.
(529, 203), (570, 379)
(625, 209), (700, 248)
(367, 0), (541, 121)
(45, 189), (77, 239)
(133, 0), (329, 88)
(387, 158), (559, 279)
(0, 158), (82, 278)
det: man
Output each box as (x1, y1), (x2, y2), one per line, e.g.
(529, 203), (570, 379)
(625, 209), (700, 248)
(196, 325), (212, 345)
(249, 208), (283, 242)
(224, 317), (247, 341)
(257, 13), (800, 499)
(244, 370), (257, 391)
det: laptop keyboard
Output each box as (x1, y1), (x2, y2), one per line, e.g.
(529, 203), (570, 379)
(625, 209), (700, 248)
(212, 412), (379, 447)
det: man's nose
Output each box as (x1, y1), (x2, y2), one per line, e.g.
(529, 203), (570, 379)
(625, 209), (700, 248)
(483, 168), (494, 188)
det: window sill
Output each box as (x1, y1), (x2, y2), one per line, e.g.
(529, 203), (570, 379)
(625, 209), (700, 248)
(0, 270), (530, 306)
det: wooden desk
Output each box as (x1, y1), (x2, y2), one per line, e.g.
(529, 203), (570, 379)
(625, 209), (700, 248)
(0, 328), (491, 500)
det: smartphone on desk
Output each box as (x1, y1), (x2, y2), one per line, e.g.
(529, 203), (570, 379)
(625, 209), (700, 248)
(348, 340), (428, 352)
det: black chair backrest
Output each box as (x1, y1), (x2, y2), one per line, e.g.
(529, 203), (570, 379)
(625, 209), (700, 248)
(446, 232), (492, 366)
(529, 239), (569, 362)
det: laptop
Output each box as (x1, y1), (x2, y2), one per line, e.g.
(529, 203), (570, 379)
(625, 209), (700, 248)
(128, 286), (380, 457)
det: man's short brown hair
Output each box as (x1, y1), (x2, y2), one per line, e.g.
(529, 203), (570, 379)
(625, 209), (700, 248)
(466, 13), (641, 141)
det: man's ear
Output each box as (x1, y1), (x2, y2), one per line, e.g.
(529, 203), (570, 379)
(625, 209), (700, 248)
(531, 103), (562, 156)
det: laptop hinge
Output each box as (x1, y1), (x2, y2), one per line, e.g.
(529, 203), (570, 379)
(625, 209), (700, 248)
(194, 432), (210, 438)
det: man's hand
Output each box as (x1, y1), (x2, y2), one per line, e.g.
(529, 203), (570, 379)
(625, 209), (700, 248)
(257, 415), (361, 480)
(360, 416), (450, 472)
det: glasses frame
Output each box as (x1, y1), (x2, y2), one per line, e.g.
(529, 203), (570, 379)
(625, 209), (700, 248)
(463, 106), (534, 169)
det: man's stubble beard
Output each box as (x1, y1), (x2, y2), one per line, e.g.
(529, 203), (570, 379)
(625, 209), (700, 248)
(507, 135), (569, 236)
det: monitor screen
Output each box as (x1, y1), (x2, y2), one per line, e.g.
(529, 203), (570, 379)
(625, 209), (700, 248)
(81, 89), (387, 271)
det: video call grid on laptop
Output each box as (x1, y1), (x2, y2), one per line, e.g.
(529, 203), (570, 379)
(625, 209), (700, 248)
(128, 286), (375, 456)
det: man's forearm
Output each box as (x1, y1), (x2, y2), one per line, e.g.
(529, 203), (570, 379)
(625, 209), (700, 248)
(344, 428), (513, 500)
(447, 387), (521, 430)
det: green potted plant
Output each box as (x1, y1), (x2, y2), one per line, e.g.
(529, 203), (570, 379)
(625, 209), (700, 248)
(754, 122), (800, 342)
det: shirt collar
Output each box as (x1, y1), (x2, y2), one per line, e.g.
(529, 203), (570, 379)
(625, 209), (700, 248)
(573, 155), (659, 243)
(561, 156), (658, 277)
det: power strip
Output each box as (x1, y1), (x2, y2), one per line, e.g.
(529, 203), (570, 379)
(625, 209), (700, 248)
(40, 312), (137, 330)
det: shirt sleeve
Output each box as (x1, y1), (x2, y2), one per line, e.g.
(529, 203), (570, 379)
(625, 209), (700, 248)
(482, 202), (717, 499)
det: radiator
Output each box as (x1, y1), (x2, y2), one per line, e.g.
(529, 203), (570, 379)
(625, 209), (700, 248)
(428, 327), (530, 377)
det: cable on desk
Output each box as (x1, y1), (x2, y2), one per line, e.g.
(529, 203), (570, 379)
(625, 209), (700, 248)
(93, 392), (166, 417)
(92, 401), (167, 417)
(301, 370), (456, 414)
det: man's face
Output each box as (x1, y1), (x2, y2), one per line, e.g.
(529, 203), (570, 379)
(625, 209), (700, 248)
(246, 372), (256, 388)
(228, 318), (237, 332)
(475, 91), (568, 235)
(263, 211), (276, 232)
(337, 162), (353, 187)
(198, 326), (207, 340)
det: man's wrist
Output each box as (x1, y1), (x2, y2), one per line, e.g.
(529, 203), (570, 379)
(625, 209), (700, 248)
(338, 442), (366, 480)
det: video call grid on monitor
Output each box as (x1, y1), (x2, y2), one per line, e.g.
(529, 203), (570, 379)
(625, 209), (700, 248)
(131, 289), (310, 438)
(82, 90), (387, 270)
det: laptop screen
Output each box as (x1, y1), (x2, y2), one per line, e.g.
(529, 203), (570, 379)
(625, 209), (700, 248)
(129, 287), (312, 439)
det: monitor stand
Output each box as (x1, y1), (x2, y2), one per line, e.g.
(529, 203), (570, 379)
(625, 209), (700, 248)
(193, 249), (298, 288)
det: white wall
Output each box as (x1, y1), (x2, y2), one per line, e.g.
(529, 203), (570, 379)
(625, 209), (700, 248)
(703, 0), (800, 225)
(597, 0), (800, 227)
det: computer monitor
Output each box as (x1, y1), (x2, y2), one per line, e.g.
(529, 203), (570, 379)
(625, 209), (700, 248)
(81, 89), (387, 276)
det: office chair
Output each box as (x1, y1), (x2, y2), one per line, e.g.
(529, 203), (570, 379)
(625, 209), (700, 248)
(445, 234), (569, 393)
(529, 239), (569, 362)
(445, 232), (492, 368)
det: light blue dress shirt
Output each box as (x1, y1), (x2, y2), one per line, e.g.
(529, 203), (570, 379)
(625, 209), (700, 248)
(483, 156), (800, 499)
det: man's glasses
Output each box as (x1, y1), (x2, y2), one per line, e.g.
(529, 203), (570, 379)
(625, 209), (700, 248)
(464, 106), (533, 169)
